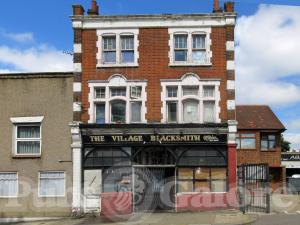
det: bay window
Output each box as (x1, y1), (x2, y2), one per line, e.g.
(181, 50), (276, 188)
(89, 75), (146, 124)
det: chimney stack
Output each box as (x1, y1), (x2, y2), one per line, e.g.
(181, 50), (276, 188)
(213, 0), (222, 13)
(88, 0), (99, 15)
(224, 1), (235, 12)
(73, 5), (84, 16)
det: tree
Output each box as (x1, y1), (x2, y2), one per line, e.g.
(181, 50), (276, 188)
(281, 134), (291, 152)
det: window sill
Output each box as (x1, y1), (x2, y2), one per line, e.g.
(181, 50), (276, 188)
(12, 154), (41, 158)
(38, 195), (65, 198)
(169, 62), (212, 67)
(97, 63), (138, 68)
(0, 196), (18, 198)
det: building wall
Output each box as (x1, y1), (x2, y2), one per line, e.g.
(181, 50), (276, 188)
(0, 76), (73, 217)
(237, 130), (282, 167)
(77, 26), (234, 123)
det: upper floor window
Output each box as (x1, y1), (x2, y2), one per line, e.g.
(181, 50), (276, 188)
(169, 28), (212, 66)
(236, 133), (256, 150)
(261, 134), (277, 151)
(89, 75), (147, 124)
(161, 74), (220, 123)
(97, 29), (139, 67)
(10, 116), (44, 157)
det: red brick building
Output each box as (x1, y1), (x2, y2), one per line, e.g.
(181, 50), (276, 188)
(236, 105), (286, 191)
(70, 0), (238, 215)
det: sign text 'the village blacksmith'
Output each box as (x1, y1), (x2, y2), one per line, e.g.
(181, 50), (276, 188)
(83, 134), (227, 145)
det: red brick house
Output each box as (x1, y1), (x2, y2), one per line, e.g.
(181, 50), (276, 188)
(236, 105), (286, 191)
(70, 0), (238, 215)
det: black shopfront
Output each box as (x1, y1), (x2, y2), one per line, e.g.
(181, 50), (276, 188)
(80, 123), (229, 213)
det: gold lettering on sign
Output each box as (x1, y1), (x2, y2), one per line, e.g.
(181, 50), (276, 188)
(90, 135), (105, 142)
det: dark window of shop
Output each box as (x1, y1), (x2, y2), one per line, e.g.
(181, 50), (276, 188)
(236, 133), (256, 149)
(102, 167), (132, 192)
(84, 147), (131, 168)
(111, 100), (126, 123)
(177, 167), (227, 193)
(261, 133), (277, 151)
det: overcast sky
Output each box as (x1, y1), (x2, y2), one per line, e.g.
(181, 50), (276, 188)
(0, 0), (299, 149)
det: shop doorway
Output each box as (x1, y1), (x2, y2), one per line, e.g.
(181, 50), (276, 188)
(133, 167), (175, 212)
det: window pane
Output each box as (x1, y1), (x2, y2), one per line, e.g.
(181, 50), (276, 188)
(131, 86), (142, 98)
(211, 180), (226, 192)
(95, 88), (105, 98)
(167, 86), (178, 98)
(203, 86), (215, 98)
(182, 86), (199, 96)
(193, 35), (205, 49)
(183, 100), (199, 123)
(241, 138), (256, 149)
(103, 36), (116, 50)
(261, 140), (268, 150)
(175, 50), (187, 61)
(195, 181), (210, 192)
(174, 35), (187, 49)
(103, 168), (132, 192)
(192, 50), (206, 62)
(111, 87), (126, 97)
(39, 172), (65, 196)
(203, 101), (215, 123)
(17, 141), (40, 154)
(178, 168), (193, 179)
(17, 126), (40, 138)
(96, 104), (105, 124)
(211, 168), (226, 179)
(131, 102), (141, 122)
(0, 173), (17, 197)
(121, 36), (134, 50)
(178, 181), (193, 192)
(269, 135), (276, 140)
(236, 138), (241, 149)
(241, 134), (256, 138)
(167, 102), (177, 123)
(111, 101), (126, 123)
(269, 140), (276, 149)
(195, 167), (210, 179)
(121, 51), (134, 63)
(103, 51), (116, 63)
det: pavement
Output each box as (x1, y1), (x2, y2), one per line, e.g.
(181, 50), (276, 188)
(1, 210), (257, 225)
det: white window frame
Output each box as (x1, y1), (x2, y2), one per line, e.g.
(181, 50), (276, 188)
(0, 172), (18, 198)
(161, 73), (220, 123)
(38, 171), (66, 198)
(169, 28), (212, 66)
(97, 29), (139, 67)
(10, 116), (44, 157)
(88, 74), (147, 124)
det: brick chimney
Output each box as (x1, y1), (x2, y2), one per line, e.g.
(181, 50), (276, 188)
(224, 1), (235, 12)
(73, 5), (84, 16)
(213, 0), (222, 13)
(88, 0), (99, 15)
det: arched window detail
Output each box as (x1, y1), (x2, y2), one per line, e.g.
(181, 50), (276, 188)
(177, 147), (227, 166)
(83, 147), (131, 168)
(133, 147), (176, 165)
